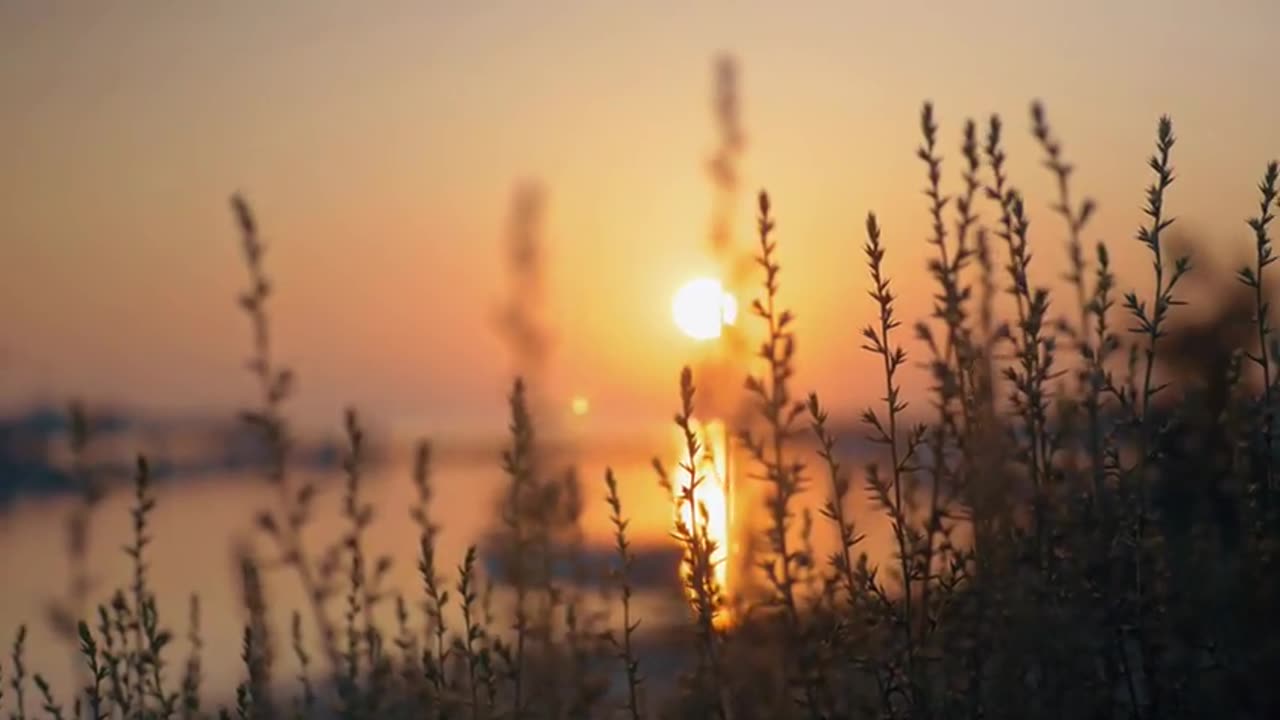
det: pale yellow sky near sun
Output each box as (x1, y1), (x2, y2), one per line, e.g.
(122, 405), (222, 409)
(1, 1), (1277, 435)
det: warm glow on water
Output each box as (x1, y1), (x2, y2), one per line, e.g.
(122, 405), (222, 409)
(671, 417), (732, 622)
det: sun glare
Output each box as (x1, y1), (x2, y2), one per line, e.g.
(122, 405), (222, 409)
(672, 417), (732, 625)
(672, 277), (737, 340)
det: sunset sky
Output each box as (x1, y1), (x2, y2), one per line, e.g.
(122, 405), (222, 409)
(3, 1), (1278, 437)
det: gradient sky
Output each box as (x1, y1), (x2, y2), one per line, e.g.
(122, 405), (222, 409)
(2, 1), (1278, 437)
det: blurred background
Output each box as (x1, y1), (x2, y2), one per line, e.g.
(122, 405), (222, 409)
(2, 0), (1278, 701)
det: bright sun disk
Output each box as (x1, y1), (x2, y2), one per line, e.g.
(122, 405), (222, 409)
(672, 277), (737, 340)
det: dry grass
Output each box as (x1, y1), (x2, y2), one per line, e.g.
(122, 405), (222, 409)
(5, 99), (1280, 720)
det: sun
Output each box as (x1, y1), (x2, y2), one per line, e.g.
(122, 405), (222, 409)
(672, 277), (737, 340)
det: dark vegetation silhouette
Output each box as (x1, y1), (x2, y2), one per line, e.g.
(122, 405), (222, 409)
(4, 94), (1280, 720)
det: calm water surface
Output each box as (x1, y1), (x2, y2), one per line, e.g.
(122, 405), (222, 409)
(0, 437), (896, 701)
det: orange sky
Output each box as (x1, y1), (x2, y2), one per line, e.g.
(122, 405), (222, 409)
(2, 1), (1278, 437)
